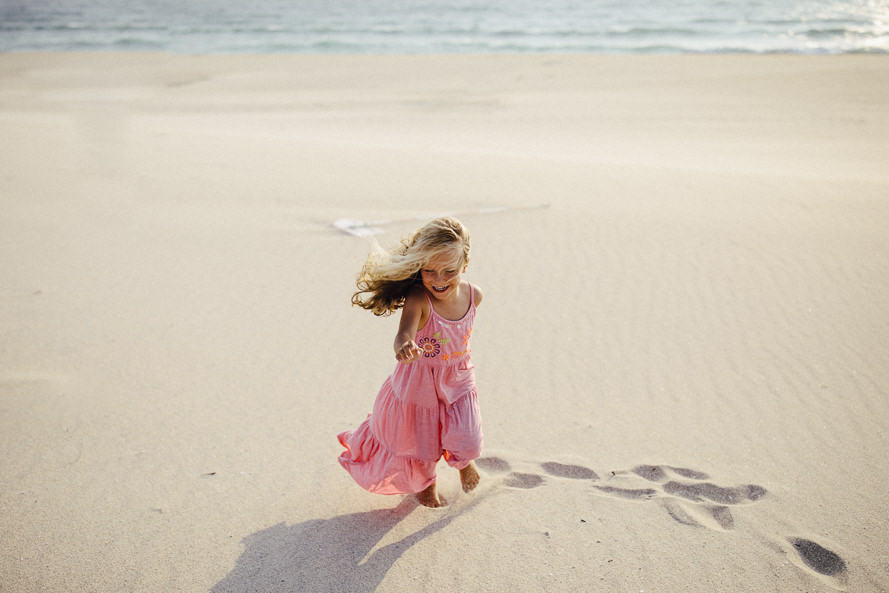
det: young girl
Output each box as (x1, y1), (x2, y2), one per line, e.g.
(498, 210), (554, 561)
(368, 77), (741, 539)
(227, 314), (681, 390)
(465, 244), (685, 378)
(338, 217), (483, 508)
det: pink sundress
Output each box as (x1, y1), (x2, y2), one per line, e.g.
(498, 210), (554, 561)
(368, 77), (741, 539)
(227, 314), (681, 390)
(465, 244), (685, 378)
(338, 285), (483, 494)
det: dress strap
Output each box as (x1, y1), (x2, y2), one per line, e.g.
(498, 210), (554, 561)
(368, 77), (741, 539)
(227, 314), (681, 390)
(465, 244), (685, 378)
(423, 288), (434, 309)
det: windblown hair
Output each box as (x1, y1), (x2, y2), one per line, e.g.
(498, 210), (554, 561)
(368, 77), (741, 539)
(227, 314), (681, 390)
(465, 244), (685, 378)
(351, 217), (471, 316)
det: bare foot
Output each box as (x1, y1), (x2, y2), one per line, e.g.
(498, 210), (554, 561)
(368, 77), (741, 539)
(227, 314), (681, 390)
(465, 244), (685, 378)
(460, 461), (481, 493)
(417, 482), (443, 508)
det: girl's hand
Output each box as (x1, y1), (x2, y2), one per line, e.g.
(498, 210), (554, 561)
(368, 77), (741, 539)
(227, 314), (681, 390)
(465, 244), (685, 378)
(393, 289), (427, 364)
(395, 340), (422, 364)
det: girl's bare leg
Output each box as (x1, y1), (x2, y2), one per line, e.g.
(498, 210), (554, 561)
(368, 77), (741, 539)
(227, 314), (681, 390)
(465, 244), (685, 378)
(417, 481), (443, 508)
(460, 461), (481, 492)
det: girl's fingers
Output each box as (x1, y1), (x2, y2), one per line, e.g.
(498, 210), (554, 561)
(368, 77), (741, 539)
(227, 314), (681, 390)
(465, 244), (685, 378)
(397, 345), (419, 363)
(396, 341), (421, 363)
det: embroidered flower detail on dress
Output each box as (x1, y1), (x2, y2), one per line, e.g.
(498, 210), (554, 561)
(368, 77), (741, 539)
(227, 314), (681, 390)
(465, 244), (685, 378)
(432, 331), (450, 346)
(417, 336), (441, 358)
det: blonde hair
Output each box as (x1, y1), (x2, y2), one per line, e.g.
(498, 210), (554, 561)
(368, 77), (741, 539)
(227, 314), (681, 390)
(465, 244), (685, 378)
(351, 216), (471, 316)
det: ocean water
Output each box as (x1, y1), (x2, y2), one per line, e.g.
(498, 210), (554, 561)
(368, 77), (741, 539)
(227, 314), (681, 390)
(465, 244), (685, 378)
(1, 0), (887, 54)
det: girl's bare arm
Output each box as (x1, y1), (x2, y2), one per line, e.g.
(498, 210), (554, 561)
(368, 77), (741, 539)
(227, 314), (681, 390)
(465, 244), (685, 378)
(394, 289), (426, 363)
(473, 284), (483, 307)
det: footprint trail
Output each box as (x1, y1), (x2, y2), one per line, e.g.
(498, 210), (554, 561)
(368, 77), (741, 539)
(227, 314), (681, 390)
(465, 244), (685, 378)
(472, 456), (849, 587)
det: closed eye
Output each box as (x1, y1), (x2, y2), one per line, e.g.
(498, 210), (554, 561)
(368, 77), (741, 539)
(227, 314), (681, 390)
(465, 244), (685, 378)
(422, 269), (457, 278)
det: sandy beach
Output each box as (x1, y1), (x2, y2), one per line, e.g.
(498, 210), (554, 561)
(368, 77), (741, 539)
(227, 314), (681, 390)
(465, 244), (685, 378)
(1, 53), (888, 592)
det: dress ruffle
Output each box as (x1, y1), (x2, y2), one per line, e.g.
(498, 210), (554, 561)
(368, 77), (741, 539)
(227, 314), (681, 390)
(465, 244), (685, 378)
(370, 378), (441, 462)
(338, 381), (482, 494)
(338, 422), (437, 495)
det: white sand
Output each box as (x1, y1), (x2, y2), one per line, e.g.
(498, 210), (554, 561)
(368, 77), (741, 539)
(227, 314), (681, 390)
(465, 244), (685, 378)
(1, 53), (888, 592)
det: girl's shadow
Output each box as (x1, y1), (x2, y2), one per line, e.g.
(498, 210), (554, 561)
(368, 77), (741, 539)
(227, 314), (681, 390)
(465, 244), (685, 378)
(212, 497), (467, 593)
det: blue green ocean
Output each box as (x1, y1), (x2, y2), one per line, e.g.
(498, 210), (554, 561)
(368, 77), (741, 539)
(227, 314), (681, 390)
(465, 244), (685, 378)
(1, 0), (887, 54)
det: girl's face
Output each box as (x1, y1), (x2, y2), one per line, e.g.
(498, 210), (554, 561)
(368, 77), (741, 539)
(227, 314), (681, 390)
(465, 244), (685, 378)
(420, 250), (466, 301)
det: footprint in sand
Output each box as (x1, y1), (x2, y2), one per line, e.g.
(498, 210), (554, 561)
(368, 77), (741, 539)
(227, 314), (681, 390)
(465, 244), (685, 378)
(476, 456), (545, 489)
(540, 461), (599, 481)
(789, 538), (847, 576)
(782, 537), (849, 588)
(474, 456), (512, 474)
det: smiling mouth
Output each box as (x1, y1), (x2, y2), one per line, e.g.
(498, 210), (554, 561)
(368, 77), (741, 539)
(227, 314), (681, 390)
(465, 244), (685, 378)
(432, 285), (449, 293)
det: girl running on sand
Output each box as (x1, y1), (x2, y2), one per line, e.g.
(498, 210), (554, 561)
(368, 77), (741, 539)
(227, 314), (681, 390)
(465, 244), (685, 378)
(338, 217), (483, 508)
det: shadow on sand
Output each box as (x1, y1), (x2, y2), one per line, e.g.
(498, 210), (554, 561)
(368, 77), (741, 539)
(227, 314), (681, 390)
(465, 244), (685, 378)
(212, 496), (470, 593)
